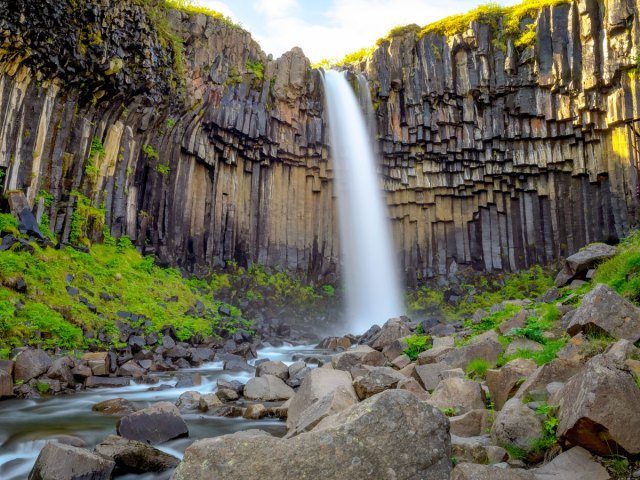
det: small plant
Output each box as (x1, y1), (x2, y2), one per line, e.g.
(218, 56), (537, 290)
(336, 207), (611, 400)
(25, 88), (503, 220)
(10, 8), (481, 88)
(155, 164), (170, 176)
(531, 403), (559, 452)
(89, 137), (106, 159)
(602, 455), (630, 474)
(245, 60), (264, 81)
(142, 144), (159, 161)
(403, 334), (432, 360)
(322, 284), (335, 297)
(440, 407), (458, 417)
(166, 118), (176, 129)
(36, 383), (51, 395)
(466, 358), (490, 379)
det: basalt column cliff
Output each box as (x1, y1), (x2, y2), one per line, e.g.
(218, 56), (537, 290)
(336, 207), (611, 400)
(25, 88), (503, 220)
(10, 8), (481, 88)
(0, 0), (639, 283)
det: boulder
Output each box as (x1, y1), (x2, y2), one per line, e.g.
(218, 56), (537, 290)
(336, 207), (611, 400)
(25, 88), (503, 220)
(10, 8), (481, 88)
(514, 359), (583, 402)
(381, 338), (410, 361)
(243, 403), (268, 420)
(352, 366), (406, 400)
(391, 354), (411, 369)
(287, 385), (358, 436)
(490, 398), (544, 454)
(449, 409), (494, 437)
(532, 446), (610, 480)
(14, 349), (52, 382)
(198, 393), (223, 412)
(451, 463), (535, 480)
(117, 360), (145, 379)
(244, 375), (295, 401)
(256, 360), (289, 380)
(428, 378), (486, 414)
(396, 377), (430, 400)
(84, 376), (130, 388)
(486, 358), (537, 410)
(566, 283), (640, 342)
(0, 370), (13, 398)
(556, 355), (640, 455)
(432, 336), (455, 349)
(505, 338), (544, 357)
(555, 243), (617, 287)
(217, 378), (244, 393)
(92, 398), (138, 416)
(82, 352), (110, 376)
(417, 345), (455, 365)
(450, 435), (492, 464)
(216, 388), (239, 402)
(222, 354), (255, 373)
(436, 338), (503, 370)
(175, 373), (202, 388)
(117, 402), (188, 444)
(175, 391), (202, 412)
(29, 442), (114, 480)
(172, 390), (451, 480)
(94, 435), (179, 474)
(414, 362), (450, 391)
(331, 345), (386, 371)
(367, 317), (412, 350)
(286, 368), (356, 429)
(46, 357), (75, 386)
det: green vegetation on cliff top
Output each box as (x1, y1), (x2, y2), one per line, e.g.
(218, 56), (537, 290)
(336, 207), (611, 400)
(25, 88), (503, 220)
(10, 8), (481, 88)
(315, 0), (570, 68)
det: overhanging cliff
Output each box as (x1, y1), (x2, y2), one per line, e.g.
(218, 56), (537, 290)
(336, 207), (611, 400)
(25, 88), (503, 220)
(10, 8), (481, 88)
(0, 0), (639, 284)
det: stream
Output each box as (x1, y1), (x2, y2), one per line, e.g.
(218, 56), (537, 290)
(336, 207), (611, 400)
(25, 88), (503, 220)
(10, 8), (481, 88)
(0, 344), (321, 479)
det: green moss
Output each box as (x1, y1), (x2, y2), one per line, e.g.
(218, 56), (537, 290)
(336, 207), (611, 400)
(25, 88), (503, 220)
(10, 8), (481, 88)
(245, 60), (264, 81)
(70, 192), (105, 247)
(403, 334), (432, 360)
(142, 144), (160, 161)
(155, 164), (170, 176)
(466, 358), (491, 379)
(0, 213), (19, 236)
(36, 382), (51, 395)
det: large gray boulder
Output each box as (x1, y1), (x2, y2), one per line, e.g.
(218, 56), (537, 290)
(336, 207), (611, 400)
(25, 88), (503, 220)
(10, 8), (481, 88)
(82, 352), (110, 376)
(491, 398), (544, 454)
(256, 360), (289, 380)
(514, 359), (582, 402)
(286, 385), (358, 436)
(173, 390), (451, 480)
(14, 349), (52, 383)
(117, 402), (188, 444)
(244, 374), (295, 401)
(413, 362), (450, 391)
(435, 337), (503, 370)
(46, 357), (75, 386)
(428, 378), (486, 415)
(94, 435), (179, 474)
(29, 442), (114, 480)
(555, 243), (617, 287)
(368, 317), (412, 350)
(451, 463), (535, 480)
(566, 283), (640, 342)
(486, 358), (537, 410)
(352, 366), (406, 400)
(286, 368), (355, 429)
(0, 369), (13, 398)
(331, 345), (386, 371)
(555, 355), (640, 456)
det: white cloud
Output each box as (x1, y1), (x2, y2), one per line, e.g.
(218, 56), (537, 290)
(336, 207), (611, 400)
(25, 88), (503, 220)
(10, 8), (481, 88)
(254, 0), (298, 19)
(198, 0), (235, 19)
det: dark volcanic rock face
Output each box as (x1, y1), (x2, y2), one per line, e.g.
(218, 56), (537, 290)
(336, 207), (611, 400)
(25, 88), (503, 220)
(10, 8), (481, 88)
(0, 0), (639, 282)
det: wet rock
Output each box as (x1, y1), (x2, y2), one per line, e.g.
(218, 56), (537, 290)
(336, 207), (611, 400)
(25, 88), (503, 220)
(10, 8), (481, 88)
(256, 360), (289, 380)
(175, 373), (202, 388)
(315, 336), (352, 350)
(188, 347), (215, 364)
(94, 435), (179, 474)
(215, 405), (246, 417)
(82, 352), (110, 376)
(286, 361), (310, 387)
(0, 370), (13, 398)
(29, 442), (115, 480)
(222, 354), (255, 373)
(46, 357), (75, 386)
(428, 377), (486, 414)
(216, 388), (240, 402)
(117, 360), (145, 379)
(243, 403), (268, 420)
(352, 366), (406, 400)
(486, 358), (537, 410)
(173, 390), (451, 480)
(198, 393), (223, 412)
(117, 402), (188, 444)
(175, 391), (202, 412)
(92, 398), (138, 416)
(70, 364), (92, 381)
(85, 376), (130, 388)
(566, 283), (640, 342)
(286, 368), (356, 430)
(14, 349), (52, 383)
(217, 378), (244, 393)
(556, 354), (640, 455)
(244, 374), (295, 401)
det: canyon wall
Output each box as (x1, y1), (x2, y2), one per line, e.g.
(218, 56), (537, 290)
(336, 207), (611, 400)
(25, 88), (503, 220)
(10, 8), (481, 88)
(0, 0), (639, 283)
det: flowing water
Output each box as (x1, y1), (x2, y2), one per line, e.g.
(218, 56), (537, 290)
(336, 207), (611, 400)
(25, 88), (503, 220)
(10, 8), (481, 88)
(322, 70), (404, 334)
(0, 345), (320, 479)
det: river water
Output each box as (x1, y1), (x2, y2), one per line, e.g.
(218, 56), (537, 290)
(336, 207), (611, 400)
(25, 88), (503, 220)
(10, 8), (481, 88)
(0, 344), (319, 479)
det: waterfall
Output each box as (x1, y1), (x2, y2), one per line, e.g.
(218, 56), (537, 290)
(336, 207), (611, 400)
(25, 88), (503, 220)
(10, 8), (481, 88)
(322, 70), (404, 334)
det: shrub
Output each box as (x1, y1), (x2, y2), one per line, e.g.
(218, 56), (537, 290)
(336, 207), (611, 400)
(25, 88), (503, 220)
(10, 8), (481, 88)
(466, 358), (490, 379)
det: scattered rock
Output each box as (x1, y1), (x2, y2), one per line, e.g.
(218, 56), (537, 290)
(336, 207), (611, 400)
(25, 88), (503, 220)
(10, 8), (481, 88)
(331, 345), (386, 370)
(429, 377), (486, 414)
(92, 398), (138, 416)
(286, 368), (356, 430)
(436, 337), (503, 370)
(532, 446), (610, 480)
(490, 398), (544, 456)
(566, 283), (640, 342)
(505, 338), (544, 357)
(556, 355), (640, 455)
(486, 358), (537, 410)
(451, 463), (534, 479)
(367, 317), (412, 350)
(243, 403), (268, 420)
(95, 434), (179, 474)
(172, 390), (451, 480)
(175, 391), (203, 412)
(46, 357), (75, 386)
(198, 393), (223, 412)
(14, 349), (52, 383)
(117, 360), (145, 379)
(514, 359), (582, 402)
(244, 375), (295, 401)
(449, 409), (494, 437)
(396, 377), (430, 400)
(117, 402), (188, 444)
(216, 388), (240, 402)
(84, 376), (130, 388)
(286, 385), (358, 436)
(555, 243), (617, 287)
(82, 352), (110, 376)
(414, 362), (451, 391)
(256, 360), (289, 380)
(352, 366), (406, 400)
(29, 442), (115, 480)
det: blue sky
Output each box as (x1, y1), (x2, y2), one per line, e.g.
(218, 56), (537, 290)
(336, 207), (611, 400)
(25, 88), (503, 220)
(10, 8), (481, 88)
(199, 0), (523, 63)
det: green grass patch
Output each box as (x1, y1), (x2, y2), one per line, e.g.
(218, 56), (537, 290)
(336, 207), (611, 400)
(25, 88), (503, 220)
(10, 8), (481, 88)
(592, 230), (640, 303)
(163, 0), (240, 28)
(403, 334), (432, 360)
(466, 358), (491, 379)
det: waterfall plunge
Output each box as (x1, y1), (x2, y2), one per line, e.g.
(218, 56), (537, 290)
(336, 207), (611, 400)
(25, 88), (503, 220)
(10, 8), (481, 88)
(322, 70), (404, 334)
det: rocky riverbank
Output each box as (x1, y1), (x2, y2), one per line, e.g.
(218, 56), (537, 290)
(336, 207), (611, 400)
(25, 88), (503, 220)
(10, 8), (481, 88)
(10, 240), (639, 479)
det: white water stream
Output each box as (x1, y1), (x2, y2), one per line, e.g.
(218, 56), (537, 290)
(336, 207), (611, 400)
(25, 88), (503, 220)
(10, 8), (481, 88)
(322, 70), (404, 334)
(0, 345), (318, 479)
